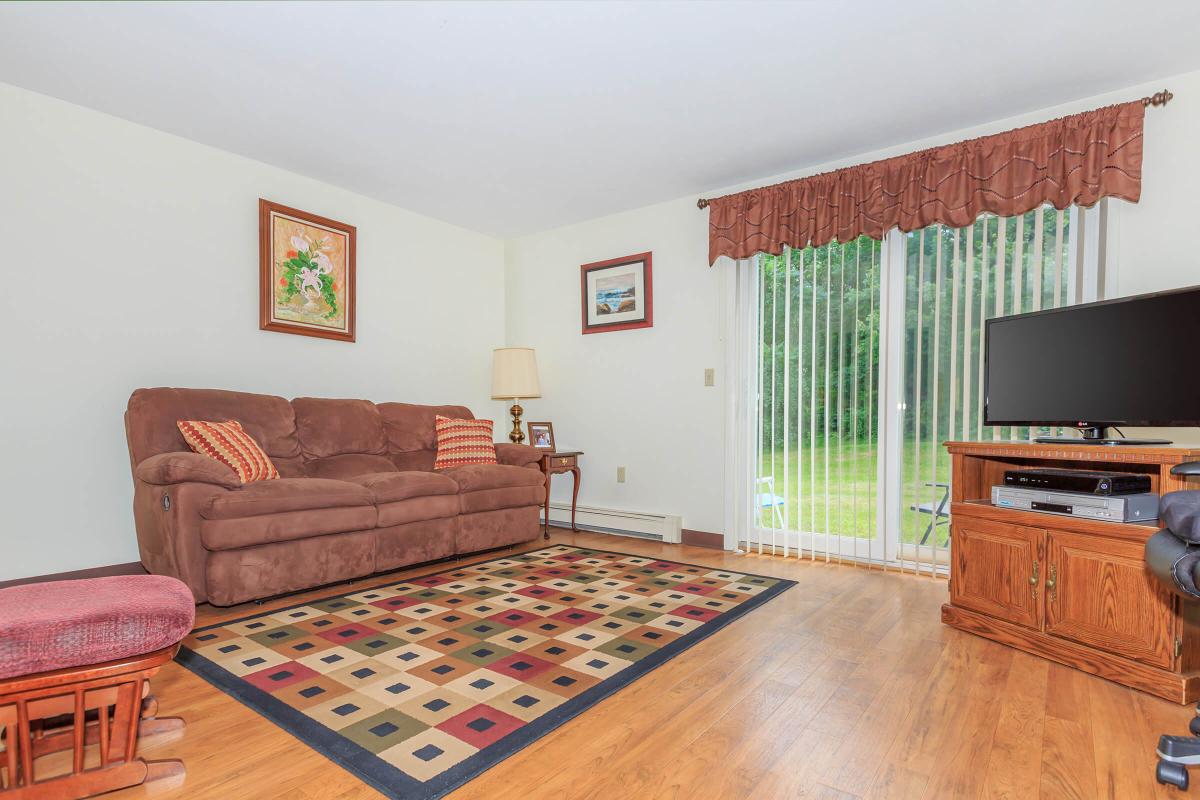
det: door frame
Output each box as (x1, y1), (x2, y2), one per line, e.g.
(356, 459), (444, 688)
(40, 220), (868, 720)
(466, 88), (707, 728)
(725, 211), (1112, 562)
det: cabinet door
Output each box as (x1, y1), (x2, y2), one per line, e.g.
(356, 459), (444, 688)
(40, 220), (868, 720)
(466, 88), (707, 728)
(951, 517), (1043, 630)
(1044, 530), (1175, 668)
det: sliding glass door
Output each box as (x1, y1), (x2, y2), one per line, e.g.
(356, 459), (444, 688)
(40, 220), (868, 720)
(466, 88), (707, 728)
(753, 237), (884, 561)
(745, 204), (1095, 569)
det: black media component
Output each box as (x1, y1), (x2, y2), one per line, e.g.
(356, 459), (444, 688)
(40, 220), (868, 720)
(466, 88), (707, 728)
(982, 284), (1200, 445)
(1030, 501), (1073, 514)
(1003, 468), (1152, 496)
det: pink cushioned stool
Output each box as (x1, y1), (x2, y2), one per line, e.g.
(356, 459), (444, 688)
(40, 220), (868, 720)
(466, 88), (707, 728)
(0, 575), (194, 798)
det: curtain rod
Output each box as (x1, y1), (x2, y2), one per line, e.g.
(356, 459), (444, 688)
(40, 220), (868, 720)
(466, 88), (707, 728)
(695, 89), (1174, 210)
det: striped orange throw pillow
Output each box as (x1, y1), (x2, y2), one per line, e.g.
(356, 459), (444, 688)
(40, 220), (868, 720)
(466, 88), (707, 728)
(433, 416), (497, 470)
(176, 420), (280, 484)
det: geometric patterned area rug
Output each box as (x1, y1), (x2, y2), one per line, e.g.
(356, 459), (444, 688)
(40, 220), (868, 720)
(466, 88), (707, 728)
(177, 544), (795, 799)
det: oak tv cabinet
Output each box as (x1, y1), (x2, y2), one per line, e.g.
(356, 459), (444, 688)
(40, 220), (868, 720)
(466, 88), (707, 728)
(941, 440), (1200, 704)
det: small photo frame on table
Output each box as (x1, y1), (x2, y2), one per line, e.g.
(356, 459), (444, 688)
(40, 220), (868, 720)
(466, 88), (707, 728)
(581, 251), (652, 334)
(527, 422), (555, 450)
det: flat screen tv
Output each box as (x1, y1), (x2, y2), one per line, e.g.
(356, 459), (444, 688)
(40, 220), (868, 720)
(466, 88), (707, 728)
(984, 285), (1200, 445)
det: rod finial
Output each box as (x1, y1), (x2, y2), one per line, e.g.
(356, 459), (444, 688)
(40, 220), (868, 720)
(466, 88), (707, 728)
(1143, 89), (1173, 107)
(697, 198), (710, 210)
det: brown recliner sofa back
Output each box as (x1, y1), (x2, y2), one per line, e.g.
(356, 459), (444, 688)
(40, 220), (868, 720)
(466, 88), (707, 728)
(125, 388), (544, 606)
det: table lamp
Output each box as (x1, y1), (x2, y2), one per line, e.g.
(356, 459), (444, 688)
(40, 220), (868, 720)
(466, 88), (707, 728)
(491, 347), (541, 443)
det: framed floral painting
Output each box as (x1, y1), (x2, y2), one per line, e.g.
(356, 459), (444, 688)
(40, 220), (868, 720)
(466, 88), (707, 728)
(580, 251), (652, 334)
(259, 199), (356, 342)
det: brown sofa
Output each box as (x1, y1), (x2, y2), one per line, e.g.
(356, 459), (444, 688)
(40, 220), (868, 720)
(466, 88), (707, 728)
(124, 388), (545, 606)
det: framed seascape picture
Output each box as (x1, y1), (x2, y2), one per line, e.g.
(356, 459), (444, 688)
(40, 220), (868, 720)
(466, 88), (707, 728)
(580, 251), (653, 334)
(527, 421), (555, 450)
(259, 198), (356, 342)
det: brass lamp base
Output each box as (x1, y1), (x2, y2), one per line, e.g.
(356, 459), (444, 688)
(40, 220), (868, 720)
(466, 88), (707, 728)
(508, 402), (525, 443)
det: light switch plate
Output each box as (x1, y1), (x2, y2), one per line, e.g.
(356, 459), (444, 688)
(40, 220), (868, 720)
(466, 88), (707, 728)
(617, 466), (626, 483)
(704, 368), (715, 387)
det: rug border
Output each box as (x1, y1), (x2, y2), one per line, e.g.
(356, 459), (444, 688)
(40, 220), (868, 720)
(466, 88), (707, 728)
(177, 544), (796, 800)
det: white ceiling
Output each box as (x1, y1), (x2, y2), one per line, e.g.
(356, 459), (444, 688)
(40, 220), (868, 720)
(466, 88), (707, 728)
(3, 1), (1200, 237)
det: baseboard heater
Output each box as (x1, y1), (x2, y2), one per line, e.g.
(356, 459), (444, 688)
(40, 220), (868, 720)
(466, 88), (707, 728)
(543, 502), (682, 544)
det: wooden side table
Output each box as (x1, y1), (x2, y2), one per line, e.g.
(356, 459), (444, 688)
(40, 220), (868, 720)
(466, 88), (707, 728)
(538, 451), (582, 539)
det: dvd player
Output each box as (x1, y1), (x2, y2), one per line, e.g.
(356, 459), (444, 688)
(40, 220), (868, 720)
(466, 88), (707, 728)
(1003, 468), (1151, 496)
(991, 486), (1159, 522)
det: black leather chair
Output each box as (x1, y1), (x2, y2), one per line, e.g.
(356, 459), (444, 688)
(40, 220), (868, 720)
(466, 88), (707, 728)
(1146, 462), (1200, 790)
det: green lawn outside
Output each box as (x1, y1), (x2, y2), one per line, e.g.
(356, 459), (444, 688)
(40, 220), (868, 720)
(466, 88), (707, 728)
(756, 440), (951, 546)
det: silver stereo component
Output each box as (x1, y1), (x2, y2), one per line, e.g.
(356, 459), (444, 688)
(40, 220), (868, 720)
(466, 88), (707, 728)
(991, 485), (1159, 523)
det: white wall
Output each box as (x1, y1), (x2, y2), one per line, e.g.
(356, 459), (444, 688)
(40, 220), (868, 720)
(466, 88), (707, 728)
(503, 69), (1200, 536)
(0, 82), (506, 580)
(503, 202), (722, 532)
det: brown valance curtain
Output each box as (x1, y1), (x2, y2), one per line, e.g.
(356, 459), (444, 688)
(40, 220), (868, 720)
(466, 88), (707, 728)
(706, 101), (1145, 264)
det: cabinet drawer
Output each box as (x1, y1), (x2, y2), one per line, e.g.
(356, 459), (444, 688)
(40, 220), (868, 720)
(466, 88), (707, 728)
(550, 456), (576, 469)
(950, 517), (1043, 630)
(1044, 530), (1175, 669)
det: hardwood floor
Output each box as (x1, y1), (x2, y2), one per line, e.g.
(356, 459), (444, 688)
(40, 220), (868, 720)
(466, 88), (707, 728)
(106, 529), (1189, 799)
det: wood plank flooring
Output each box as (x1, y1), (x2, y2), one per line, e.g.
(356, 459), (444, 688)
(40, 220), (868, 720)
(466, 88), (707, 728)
(107, 530), (1190, 799)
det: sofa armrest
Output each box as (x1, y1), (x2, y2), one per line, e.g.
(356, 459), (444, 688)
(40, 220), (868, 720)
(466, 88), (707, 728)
(130, 479), (227, 604)
(135, 451), (241, 489)
(495, 443), (542, 468)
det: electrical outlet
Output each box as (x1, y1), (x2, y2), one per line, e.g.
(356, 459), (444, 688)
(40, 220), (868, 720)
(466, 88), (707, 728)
(704, 368), (715, 387)
(616, 466), (626, 483)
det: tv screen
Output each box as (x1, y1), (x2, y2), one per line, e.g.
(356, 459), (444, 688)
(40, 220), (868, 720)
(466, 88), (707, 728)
(984, 285), (1200, 428)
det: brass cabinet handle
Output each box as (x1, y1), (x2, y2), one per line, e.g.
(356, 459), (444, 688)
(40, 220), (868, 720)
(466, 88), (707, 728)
(1029, 559), (1039, 586)
(1046, 563), (1057, 600)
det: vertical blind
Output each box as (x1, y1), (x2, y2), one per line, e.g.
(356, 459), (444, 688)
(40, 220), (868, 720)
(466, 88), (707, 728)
(750, 204), (1090, 573)
(753, 237), (883, 560)
(899, 206), (1080, 573)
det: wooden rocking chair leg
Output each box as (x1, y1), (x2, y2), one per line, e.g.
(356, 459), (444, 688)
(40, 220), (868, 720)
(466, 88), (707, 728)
(28, 714), (184, 759)
(5, 755), (184, 799)
(0, 646), (186, 799)
(142, 758), (185, 784)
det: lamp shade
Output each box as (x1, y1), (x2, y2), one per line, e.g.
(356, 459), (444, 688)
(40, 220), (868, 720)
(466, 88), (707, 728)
(491, 347), (541, 399)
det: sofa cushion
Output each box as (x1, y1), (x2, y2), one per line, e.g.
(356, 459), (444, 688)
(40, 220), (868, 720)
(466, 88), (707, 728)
(391, 450), (436, 472)
(378, 402), (472, 472)
(177, 419), (280, 483)
(201, 507), (378, 551)
(378, 495), (461, 527)
(127, 388), (304, 477)
(0, 576), (195, 680)
(346, 471), (458, 504)
(459, 485), (545, 514)
(378, 402), (473, 453)
(292, 397), (388, 459)
(441, 463), (547, 493)
(306, 453), (397, 480)
(201, 478), (372, 520)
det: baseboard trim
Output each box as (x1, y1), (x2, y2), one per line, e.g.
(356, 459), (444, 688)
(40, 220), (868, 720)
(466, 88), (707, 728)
(0, 561), (148, 590)
(681, 529), (724, 549)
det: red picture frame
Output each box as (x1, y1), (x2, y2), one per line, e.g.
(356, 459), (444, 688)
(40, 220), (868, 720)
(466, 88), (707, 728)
(580, 252), (653, 334)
